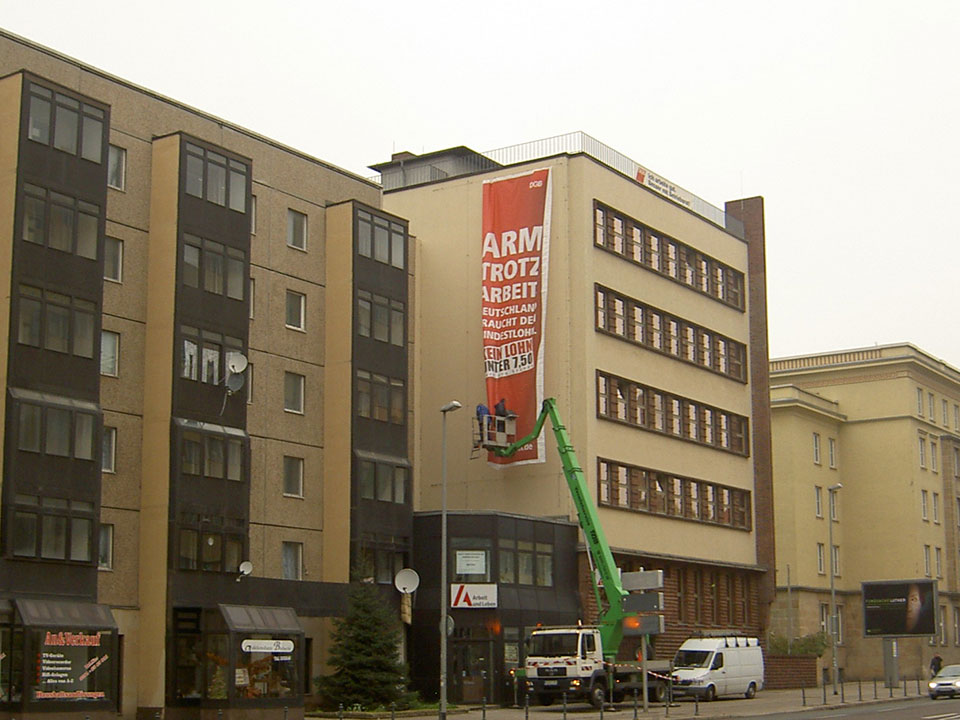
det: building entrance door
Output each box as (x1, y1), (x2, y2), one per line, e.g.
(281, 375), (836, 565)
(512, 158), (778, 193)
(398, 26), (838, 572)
(451, 641), (492, 704)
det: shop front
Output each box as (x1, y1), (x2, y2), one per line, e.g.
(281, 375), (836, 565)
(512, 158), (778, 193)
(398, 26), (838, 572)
(168, 604), (304, 720)
(0, 597), (119, 718)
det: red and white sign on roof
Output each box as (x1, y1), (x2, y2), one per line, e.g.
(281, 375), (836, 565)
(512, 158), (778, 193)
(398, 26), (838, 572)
(450, 583), (498, 608)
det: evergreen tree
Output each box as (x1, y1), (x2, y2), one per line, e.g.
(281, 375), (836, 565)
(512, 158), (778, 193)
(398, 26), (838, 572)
(319, 580), (417, 710)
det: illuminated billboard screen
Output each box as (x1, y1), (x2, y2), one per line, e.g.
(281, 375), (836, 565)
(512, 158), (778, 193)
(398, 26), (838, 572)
(862, 579), (937, 637)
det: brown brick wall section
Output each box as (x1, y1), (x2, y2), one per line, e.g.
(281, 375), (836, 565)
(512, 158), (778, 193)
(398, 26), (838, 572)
(764, 655), (818, 689)
(577, 552), (764, 661)
(725, 197), (775, 631)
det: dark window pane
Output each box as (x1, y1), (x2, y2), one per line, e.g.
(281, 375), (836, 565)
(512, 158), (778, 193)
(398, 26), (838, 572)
(75, 413), (95, 460)
(226, 256), (244, 300)
(81, 116), (103, 163)
(185, 153), (204, 198)
(229, 169), (246, 212)
(204, 246), (224, 294)
(226, 440), (242, 481)
(74, 311), (94, 358)
(358, 218), (372, 257)
(70, 517), (92, 561)
(376, 463), (392, 501)
(182, 434), (202, 474)
(22, 194), (45, 244)
(13, 512), (37, 556)
(358, 298), (371, 337)
(53, 104), (78, 154)
(18, 404), (41, 452)
(224, 538), (242, 573)
(18, 297), (41, 346)
(46, 407), (71, 456)
(207, 158), (226, 205)
(44, 304), (70, 353)
(391, 228), (404, 269)
(77, 211), (98, 259)
(374, 222), (389, 263)
(205, 437), (224, 477)
(201, 533), (222, 571)
(28, 94), (50, 143)
(41, 515), (67, 559)
(104, 237), (122, 281)
(49, 204), (73, 252)
(359, 460), (375, 499)
(179, 529), (198, 569)
(183, 244), (200, 287)
(373, 303), (389, 342)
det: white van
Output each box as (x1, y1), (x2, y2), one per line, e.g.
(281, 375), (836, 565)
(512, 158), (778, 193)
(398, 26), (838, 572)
(672, 636), (764, 701)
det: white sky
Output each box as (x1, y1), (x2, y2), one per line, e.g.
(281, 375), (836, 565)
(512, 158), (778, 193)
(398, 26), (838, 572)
(4, 1), (959, 365)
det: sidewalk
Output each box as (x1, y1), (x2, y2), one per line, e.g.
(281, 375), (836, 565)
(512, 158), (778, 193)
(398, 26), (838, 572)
(457, 684), (928, 719)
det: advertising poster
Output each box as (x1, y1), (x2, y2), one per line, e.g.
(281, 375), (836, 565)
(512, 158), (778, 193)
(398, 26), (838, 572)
(862, 579), (937, 637)
(481, 168), (551, 466)
(34, 630), (110, 701)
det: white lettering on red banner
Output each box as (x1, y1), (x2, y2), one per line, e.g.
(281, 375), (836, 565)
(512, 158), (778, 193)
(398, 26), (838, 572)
(481, 168), (552, 465)
(450, 583), (499, 608)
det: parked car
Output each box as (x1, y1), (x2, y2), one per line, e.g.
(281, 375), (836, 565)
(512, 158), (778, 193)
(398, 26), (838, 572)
(929, 664), (960, 699)
(672, 637), (764, 701)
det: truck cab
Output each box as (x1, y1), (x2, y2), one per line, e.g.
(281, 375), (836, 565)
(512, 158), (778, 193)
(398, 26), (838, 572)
(525, 627), (605, 706)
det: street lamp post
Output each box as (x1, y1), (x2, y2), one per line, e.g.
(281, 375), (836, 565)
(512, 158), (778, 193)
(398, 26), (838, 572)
(439, 400), (461, 720)
(828, 482), (842, 695)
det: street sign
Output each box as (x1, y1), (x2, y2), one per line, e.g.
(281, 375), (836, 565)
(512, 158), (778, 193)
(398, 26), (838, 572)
(621, 570), (664, 591)
(623, 614), (665, 636)
(623, 592), (664, 613)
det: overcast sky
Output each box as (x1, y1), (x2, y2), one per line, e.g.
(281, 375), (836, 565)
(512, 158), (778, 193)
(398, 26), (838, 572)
(4, 1), (958, 365)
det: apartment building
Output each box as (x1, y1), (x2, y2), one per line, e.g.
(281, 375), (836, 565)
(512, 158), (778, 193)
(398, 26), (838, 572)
(0, 30), (413, 720)
(373, 134), (774, 703)
(770, 344), (960, 682)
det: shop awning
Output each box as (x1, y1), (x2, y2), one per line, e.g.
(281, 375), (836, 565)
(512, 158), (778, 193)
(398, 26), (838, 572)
(15, 597), (118, 629)
(219, 604), (302, 635)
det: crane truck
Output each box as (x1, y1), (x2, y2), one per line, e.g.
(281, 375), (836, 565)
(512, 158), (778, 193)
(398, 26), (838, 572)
(478, 398), (670, 707)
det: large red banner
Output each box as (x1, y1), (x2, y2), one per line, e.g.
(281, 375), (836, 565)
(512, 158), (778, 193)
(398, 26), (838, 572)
(481, 168), (551, 465)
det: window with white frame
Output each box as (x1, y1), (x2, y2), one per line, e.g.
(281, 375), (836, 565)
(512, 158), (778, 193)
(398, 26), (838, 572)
(285, 290), (305, 330)
(941, 605), (948, 645)
(104, 237), (122, 282)
(102, 426), (116, 473)
(930, 393), (936, 421)
(283, 371), (304, 414)
(836, 604), (844, 644)
(813, 432), (821, 464)
(925, 545), (932, 576)
(281, 541), (302, 580)
(944, 400), (949, 427)
(953, 607), (959, 645)
(249, 277), (255, 319)
(819, 602), (829, 633)
(917, 387), (924, 415)
(287, 209), (307, 250)
(832, 545), (840, 576)
(815, 485), (823, 517)
(920, 436), (927, 468)
(932, 442), (939, 472)
(246, 363), (254, 404)
(955, 404), (959, 431)
(955, 447), (960, 478)
(934, 492), (941, 523)
(250, 195), (257, 234)
(936, 547), (943, 577)
(830, 490), (838, 521)
(828, 438), (837, 468)
(100, 330), (119, 376)
(98, 523), (113, 569)
(922, 489), (929, 520)
(283, 456), (304, 497)
(817, 543), (825, 574)
(107, 144), (126, 190)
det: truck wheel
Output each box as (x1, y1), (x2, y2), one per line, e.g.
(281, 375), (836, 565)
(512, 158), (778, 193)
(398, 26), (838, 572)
(648, 683), (666, 703)
(537, 694), (554, 706)
(704, 685), (716, 702)
(589, 684), (606, 708)
(745, 682), (757, 699)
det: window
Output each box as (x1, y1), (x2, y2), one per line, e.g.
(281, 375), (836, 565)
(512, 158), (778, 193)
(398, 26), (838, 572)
(104, 237), (122, 282)
(594, 285), (746, 382)
(594, 202), (744, 310)
(357, 210), (406, 269)
(920, 436), (927, 468)
(287, 209), (307, 250)
(283, 456), (303, 497)
(284, 372), (304, 414)
(828, 438), (837, 468)
(285, 290), (305, 330)
(930, 393), (936, 421)
(250, 195), (257, 234)
(918, 387), (925, 415)
(934, 492), (941, 523)
(357, 461), (408, 504)
(817, 543), (825, 574)
(107, 145), (126, 190)
(177, 519), (243, 573)
(182, 234), (245, 301)
(955, 404), (959, 431)
(282, 542), (302, 580)
(944, 400), (950, 427)
(954, 607), (959, 646)
(21, 184), (100, 259)
(922, 489), (929, 520)
(17, 401), (96, 461)
(813, 433), (821, 464)
(814, 485), (823, 517)
(98, 523), (113, 569)
(932, 442), (939, 472)
(596, 371), (749, 455)
(925, 545), (932, 576)
(179, 428), (243, 482)
(12, 494), (95, 562)
(357, 371), (405, 425)
(249, 277), (255, 319)
(102, 426), (117, 473)
(936, 547), (943, 577)
(183, 142), (247, 212)
(100, 330), (119, 376)
(535, 542), (553, 587)
(829, 489), (838, 521)
(27, 83), (104, 162)
(180, 326), (242, 386)
(832, 545), (840, 576)
(17, 285), (96, 357)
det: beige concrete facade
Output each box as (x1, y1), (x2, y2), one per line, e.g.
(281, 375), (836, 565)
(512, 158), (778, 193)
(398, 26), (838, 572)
(770, 344), (960, 682)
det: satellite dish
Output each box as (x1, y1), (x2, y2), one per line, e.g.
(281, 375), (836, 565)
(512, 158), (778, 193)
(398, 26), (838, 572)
(226, 352), (248, 374)
(225, 373), (245, 394)
(394, 568), (420, 594)
(239, 561), (253, 576)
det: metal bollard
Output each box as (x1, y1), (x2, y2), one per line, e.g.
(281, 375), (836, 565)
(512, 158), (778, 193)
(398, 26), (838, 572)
(481, 697), (486, 720)
(694, 693), (699, 716)
(873, 678), (877, 699)
(903, 677), (907, 696)
(562, 691), (567, 720)
(525, 691), (530, 720)
(392, 703), (396, 720)
(218, 711), (223, 720)
(916, 676), (921, 695)
(840, 679), (845, 703)
(822, 682), (827, 704)
(633, 687), (638, 720)
(888, 680), (893, 698)
(801, 686), (806, 706)
(858, 679), (862, 701)
(599, 691), (604, 720)
(338, 702), (344, 720)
